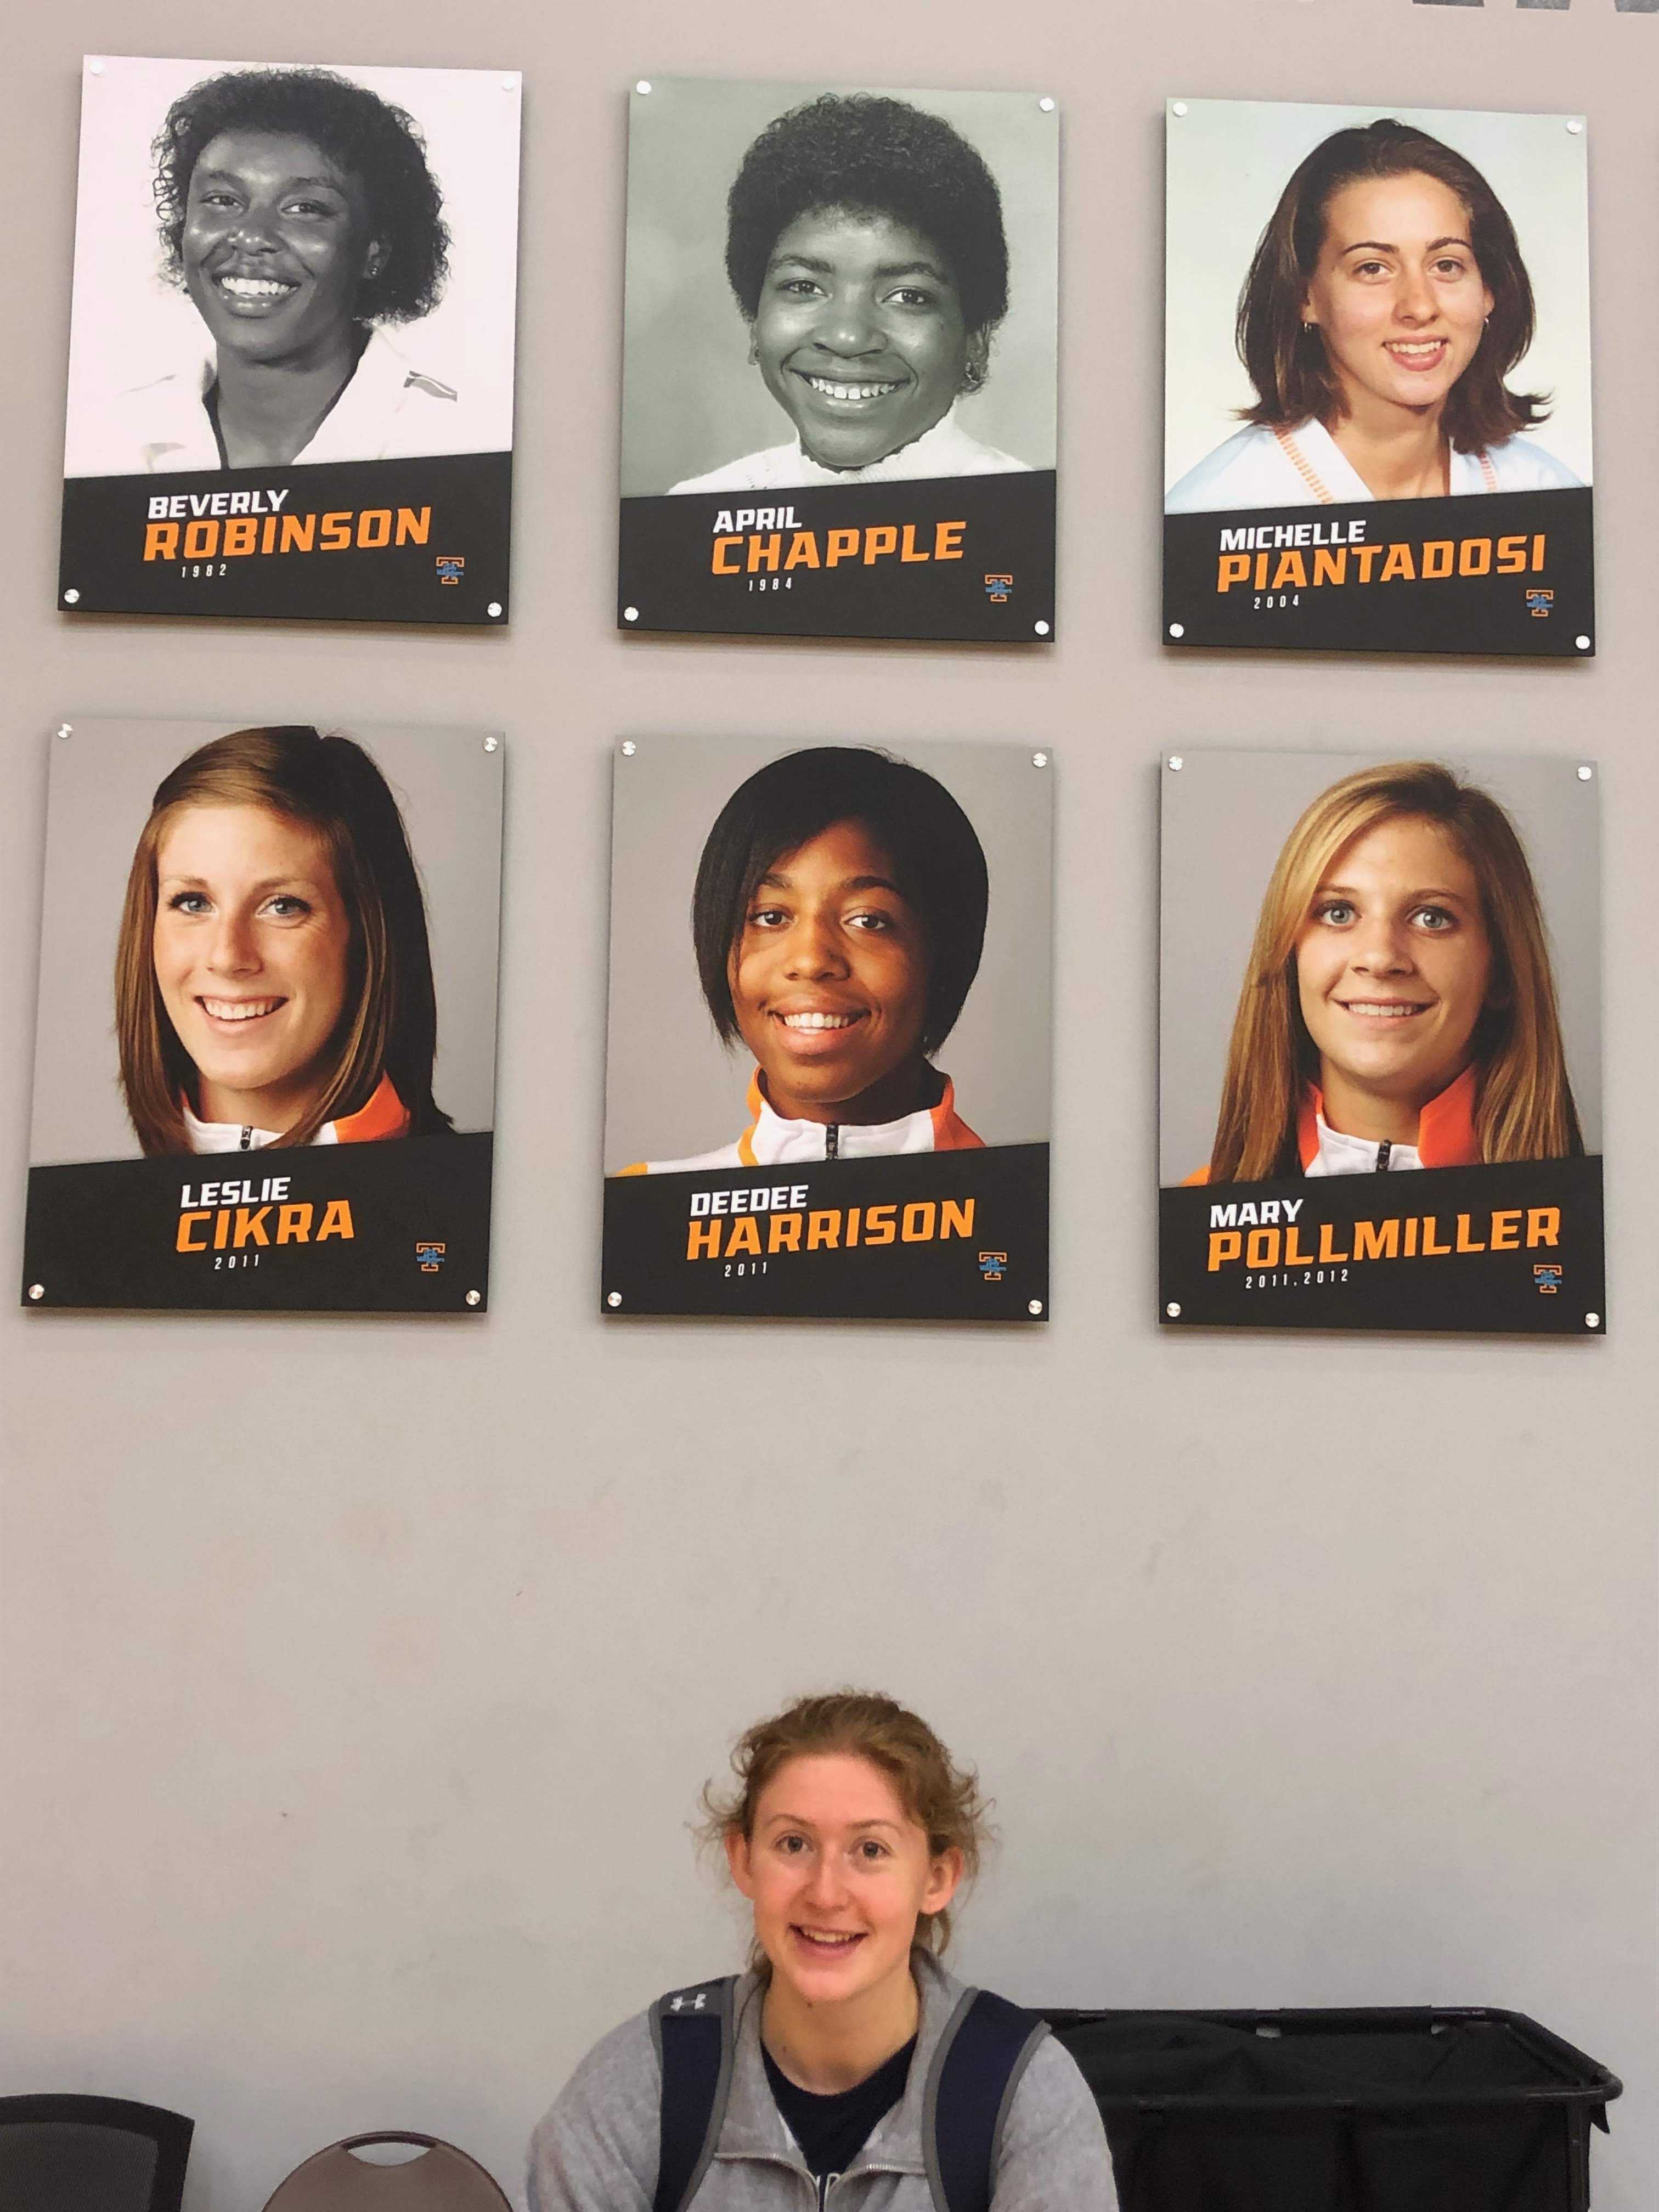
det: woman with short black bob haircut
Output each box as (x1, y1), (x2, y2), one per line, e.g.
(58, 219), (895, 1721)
(116, 726), (452, 1154)
(1167, 119), (1581, 511)
(672, 95), (1031, 492)
(622, 748), (990, 1172)
(112, 67), (465, 471)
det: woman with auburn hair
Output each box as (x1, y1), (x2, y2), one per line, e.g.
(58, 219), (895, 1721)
(115, 725), (452, 1154)
(1195, 761), (1582, 1186)
(1166, 117), (1581, 511)
(527, 1690), (1116, 2211)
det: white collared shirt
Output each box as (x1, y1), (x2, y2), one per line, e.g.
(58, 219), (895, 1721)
(183, 1102), (347, 1153)
(1165, 415), (1582, 513)
(1305, 1113), (1424, 1178)
(670, 406), (1031, 494)
(73, 328), (488, 477)
(636, 1086), (973, 1173)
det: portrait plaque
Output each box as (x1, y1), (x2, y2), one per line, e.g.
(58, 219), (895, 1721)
(618, 78), (1059, 645)
(23, 719), (503, 1313)
(1163, 100), (1593, 657)
(59, 56), (521, 625)
(602, 737), (1053, 1320)
(1159, 749), (1604, 1335)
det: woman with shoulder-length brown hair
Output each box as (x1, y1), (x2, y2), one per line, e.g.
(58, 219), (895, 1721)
(115, 725), (452, 1154)
(1167, 117), (1582, 511)
(1194, 761), (1582, 1187)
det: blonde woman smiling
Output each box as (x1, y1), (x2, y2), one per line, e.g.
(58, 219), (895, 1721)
(1192, 761), (1582, 1184)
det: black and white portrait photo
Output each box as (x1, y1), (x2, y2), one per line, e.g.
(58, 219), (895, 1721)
(617, 77), (1059, 645)
(59, 55), (521, 625)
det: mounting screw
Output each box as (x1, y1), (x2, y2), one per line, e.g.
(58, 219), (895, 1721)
(499, 74), (518, 91)
(56, 723), (72, 738)
(1584, 1311), (1600, 1329)
(1577, 764), (1593, 782)
(1567, 119), (1583, 136)
(27, 1283), (44, 1301)
(1034, 619), (1051, 636)
(465, 1289), (481, 1308)
(88, 58), (105, 75)
(63, 589), (81, 605)
(1171, 100), (1188, 117)
(1167, 754), (1184, 771)
(1168, 622), (1185, 639)
(1039, 97), (1055, 112)
(1028, 1299), (1043, 1316)
(607, 1291), (623, 1308)
(1031, 751), (1048, 768)
(623, 605), (640, 623)
(487, 601), (503, 619)
(635, 79), (652, 94)
(1165, 1302), (1182, 1318)
(483, 735), (499, 752)
(620, 741), (637, 757)
(1575, 635), (1590, 652)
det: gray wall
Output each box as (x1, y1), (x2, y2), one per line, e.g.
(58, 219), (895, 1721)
(2, 7), (1654, 2212)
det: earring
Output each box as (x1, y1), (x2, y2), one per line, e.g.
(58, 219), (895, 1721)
(1301, 319), (1316, 333)
(962, 359), (985, 392)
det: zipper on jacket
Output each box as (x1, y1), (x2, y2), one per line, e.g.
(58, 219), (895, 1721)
(825, 1124), (839, 1160)
(240, 1126), (253, 1150)
(1374, 1139), (1392, 1172)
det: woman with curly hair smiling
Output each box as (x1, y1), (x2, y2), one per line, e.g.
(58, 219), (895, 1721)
(528, 1691), (1116, 2210)
(673, 94), (1034, 493)
(110, 66), (471, 471)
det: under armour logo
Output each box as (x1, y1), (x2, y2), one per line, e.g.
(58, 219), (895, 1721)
(669, 1993), (707, 2013)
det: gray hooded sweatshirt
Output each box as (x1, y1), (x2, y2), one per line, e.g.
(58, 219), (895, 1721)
(526, 1951), (1118, 2211)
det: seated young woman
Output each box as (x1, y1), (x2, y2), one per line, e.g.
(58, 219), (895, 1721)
(527, 1691), (1117, 2209)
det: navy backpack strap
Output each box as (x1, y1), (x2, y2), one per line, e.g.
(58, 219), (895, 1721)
(650, 1977), (737, 2212)
(923, 1987), (1051, 2212)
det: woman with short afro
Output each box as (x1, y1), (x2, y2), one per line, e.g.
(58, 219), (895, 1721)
(672, 95), (1033, 493)
(97, 66), (484, 473)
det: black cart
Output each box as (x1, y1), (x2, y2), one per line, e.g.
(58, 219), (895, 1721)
(1045, 2006), (1621, 2212)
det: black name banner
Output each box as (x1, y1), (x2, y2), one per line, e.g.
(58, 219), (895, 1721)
(22, 1133), (493, 1313)
(618, 471), (1055, 644)
(1164, 486), (1592, 656)
(59, 453), (511, 625)
(602, 1144), (1049, 1321)
(1159, 1155), (1604, 1335)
